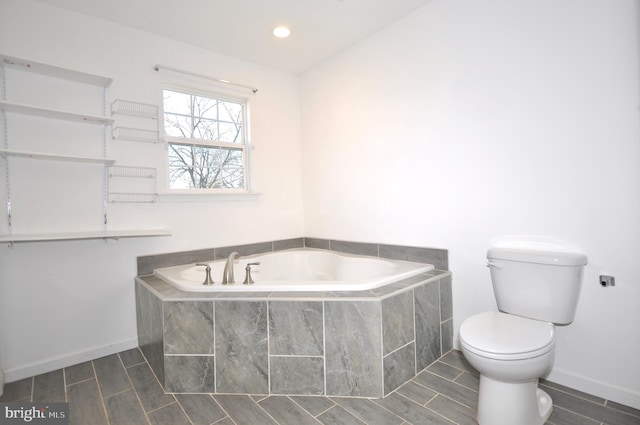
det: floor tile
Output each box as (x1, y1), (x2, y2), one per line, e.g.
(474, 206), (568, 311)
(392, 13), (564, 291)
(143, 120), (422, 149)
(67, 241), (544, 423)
(214, 394), (278, 425)
(65, 361), (95, 385)
(426, 394), (477, 425)
(104, 389), (150, 425)
(259, 396), (322, 424)
(413, 370), (478, 409)
(317, 405), (366, 425)
(373, 393), (456, 425)
(33, 369), (65, 402)
(426, 361), (464, 381)
(67, 379), (108, 425)
(332, 397), (404, 424)
(395, 380), (438, 405)
(4, 348), (635, 425)
(289, 395), (336, 416)
(127, 362), (175, 412)
(93, 354), (132, 397)
(120, 348), (146, 367)
(175, 393), (227, 425)
(147, 401), (191, 425)
(0, 377), (32, 402)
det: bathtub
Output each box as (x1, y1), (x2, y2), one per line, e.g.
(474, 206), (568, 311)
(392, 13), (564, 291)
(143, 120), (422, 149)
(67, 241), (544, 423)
(153, 248), (434, 292)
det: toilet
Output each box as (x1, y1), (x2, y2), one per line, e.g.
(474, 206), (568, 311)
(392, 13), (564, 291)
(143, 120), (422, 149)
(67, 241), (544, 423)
(459, 238), (587, 425)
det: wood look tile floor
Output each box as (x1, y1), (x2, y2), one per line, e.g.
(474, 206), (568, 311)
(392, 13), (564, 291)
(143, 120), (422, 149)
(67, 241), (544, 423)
(1, 349), (638, 425)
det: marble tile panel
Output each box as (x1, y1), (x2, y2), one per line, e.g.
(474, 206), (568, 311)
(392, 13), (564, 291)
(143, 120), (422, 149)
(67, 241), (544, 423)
(439, 275), (453, 321)
(329, 240), (378, 256)
(414, 282), (441, 371)
(304, 237), (331, 250)
(273, 237), (305, 251)
(164, 355), (215, 393)
(138, 248), (214, 276)
(215, 242), (273, 259)
(269, 301), (323, 356)
(215, 301), (269, 394)
(136, 281), (165, 385)
(379, 244), (449, 270)
(383, 343), (416, 395)
(270, 356), (324, 395)
(382, 291), (414, 355)
(164, 301), (214, 354)
(324, 301), (382, 397)
(441, 318), (453, 354)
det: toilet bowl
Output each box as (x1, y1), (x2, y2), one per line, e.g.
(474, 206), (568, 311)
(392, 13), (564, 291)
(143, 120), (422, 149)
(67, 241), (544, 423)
(459, 311), (555, 425)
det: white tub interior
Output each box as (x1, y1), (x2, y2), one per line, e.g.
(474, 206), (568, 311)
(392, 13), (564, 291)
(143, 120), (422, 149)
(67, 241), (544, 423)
(153, 249), (434, 292)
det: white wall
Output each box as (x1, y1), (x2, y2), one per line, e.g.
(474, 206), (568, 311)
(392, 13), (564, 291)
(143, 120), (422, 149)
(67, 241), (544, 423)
(301, 0), (640, 408)
(0, 0), (304, 380)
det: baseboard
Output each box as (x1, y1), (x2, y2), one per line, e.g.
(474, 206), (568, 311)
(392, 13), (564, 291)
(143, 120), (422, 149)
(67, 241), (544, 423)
(3, 337), (138, 384)
(546, 368), (640, 410)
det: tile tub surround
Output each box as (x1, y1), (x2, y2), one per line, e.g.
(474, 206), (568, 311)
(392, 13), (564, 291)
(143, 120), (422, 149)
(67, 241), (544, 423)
(136, 237), (449, 276)
(136, 270), (453, 398)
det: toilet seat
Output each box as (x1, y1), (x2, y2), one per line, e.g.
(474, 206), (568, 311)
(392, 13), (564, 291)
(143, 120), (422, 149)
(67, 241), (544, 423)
(460, 311), (554, 361)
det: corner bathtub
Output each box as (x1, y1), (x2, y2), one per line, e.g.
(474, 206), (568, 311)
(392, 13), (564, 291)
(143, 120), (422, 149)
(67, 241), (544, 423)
(153, 249), (434, 292)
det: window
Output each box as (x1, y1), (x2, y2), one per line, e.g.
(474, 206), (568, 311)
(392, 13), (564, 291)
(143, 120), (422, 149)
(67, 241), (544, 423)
(163, 88), (249, 190)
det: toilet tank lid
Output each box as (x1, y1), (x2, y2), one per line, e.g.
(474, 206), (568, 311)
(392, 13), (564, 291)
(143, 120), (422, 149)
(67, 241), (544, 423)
(487, 238), (588, 266)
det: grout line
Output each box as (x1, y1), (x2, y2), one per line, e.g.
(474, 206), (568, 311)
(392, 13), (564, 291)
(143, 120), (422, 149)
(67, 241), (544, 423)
(91, 360), (112, 425)
(117, 353), (153, 425)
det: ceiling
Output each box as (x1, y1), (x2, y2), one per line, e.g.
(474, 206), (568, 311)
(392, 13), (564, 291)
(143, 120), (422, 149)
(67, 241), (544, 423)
(34, 0), (433, 74)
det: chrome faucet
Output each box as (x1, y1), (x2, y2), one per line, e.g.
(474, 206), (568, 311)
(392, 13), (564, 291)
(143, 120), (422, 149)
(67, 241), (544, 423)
(222, 252), (240, 284)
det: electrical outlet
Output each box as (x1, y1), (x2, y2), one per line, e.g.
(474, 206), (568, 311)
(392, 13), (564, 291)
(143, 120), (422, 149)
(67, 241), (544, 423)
(599, 275), (615, 287)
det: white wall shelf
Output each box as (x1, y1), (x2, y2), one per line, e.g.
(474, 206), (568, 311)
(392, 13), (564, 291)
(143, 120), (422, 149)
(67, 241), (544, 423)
(0, 100), (114, 125)
(0, 148), (116, 165)
(0, 54), (112, 87)
(0, 229), (171, 245)
(111, 99), (158, 119)
(112, 126), (159, 143)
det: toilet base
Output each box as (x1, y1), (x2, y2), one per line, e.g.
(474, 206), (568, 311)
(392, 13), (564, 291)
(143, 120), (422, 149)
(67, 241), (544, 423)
(476, 375), (553, 425)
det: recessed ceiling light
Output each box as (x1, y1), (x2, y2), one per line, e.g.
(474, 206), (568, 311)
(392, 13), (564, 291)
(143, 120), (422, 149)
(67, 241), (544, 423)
(273, 26), (291, 38)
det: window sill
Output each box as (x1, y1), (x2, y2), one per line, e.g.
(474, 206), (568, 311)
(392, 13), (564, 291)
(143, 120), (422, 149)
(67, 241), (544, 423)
(158, 191), (262, 202)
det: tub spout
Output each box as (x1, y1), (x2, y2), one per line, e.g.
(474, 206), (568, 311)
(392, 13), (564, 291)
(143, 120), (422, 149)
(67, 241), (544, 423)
(222, 252), (240, 284)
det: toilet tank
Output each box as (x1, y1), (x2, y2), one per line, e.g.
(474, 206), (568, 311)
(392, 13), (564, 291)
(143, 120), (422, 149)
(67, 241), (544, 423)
(487, 238), (588, 324)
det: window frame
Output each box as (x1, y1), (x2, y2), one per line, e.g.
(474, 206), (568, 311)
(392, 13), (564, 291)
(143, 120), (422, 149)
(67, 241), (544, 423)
(160, 82), (252, 194)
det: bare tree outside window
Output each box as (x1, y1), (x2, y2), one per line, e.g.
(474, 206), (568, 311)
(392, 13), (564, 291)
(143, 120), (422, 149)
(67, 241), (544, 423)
(163, 89), (247, 189)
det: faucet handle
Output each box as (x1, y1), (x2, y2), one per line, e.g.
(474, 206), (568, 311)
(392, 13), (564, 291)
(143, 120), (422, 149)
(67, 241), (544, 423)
(196, 263), (214, 285)
(243, 262), (261, 285)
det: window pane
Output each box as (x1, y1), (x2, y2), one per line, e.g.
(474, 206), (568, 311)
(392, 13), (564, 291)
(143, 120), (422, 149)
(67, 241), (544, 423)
(218, 121), (242, 143)
(168, 143), (244, 189)
(218, 100), (243, 124)
(163, 90), (192, 115)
